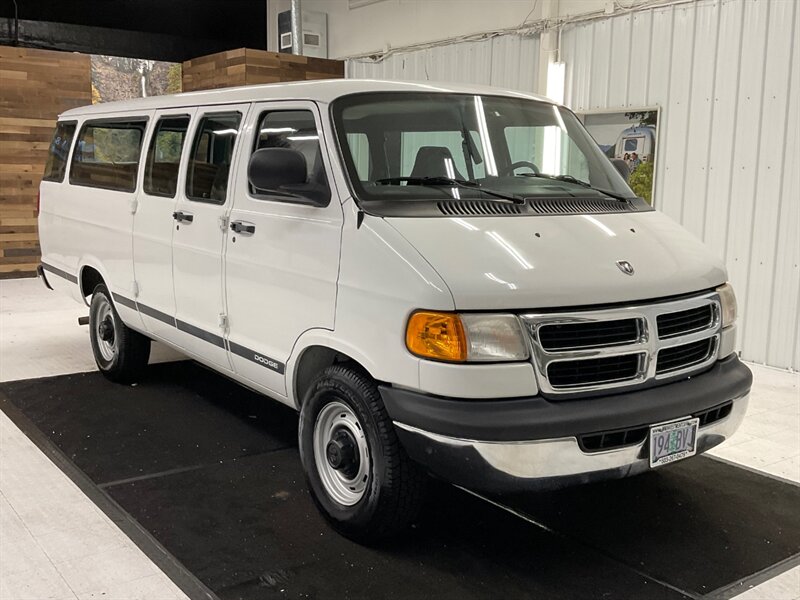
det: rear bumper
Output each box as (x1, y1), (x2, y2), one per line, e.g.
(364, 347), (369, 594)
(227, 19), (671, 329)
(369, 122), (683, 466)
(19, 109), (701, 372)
(380, 355), (752, 492)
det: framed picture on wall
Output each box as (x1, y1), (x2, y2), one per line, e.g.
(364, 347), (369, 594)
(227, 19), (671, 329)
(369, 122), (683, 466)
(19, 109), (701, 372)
(90, 55), (182, 104)
(577, 108), (660, 205)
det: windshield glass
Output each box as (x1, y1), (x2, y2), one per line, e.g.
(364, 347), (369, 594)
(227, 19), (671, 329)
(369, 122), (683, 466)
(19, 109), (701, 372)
(332, 92), (635, 202)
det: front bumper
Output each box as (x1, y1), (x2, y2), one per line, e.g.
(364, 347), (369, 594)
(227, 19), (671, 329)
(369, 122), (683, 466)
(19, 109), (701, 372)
(380, 355), (752, 492)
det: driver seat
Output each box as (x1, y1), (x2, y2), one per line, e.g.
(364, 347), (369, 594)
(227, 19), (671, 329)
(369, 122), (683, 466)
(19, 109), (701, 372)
(410, 146), (465, 180)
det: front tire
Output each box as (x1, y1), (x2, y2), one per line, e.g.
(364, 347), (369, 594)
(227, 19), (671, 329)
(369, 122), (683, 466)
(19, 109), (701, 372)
(89, 284), (150, 383)
(299, 365), (426, 543)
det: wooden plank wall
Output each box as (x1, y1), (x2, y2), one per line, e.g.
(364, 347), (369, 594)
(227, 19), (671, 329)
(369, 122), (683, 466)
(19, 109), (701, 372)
(0, 46), (91, 279)
(182, 48), (344, 92)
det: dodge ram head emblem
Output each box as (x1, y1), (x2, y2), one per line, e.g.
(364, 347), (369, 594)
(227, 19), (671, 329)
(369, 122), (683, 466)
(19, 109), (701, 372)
(616, 260), (635, 275)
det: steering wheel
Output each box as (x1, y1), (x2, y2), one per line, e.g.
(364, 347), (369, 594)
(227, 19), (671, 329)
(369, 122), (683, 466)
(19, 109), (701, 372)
(504, 160), (540, 176)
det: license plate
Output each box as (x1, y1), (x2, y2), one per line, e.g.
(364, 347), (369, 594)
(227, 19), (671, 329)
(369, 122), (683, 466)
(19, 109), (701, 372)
(649, 417), (699, 468)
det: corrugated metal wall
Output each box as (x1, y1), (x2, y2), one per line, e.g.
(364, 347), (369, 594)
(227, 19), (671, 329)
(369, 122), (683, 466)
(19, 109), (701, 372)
(562, 0), (799, 370)
(346, 33), (540, 92)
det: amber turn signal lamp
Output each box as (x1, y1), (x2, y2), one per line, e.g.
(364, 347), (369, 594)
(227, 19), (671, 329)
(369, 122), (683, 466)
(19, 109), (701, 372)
(406, 311), (467, 362)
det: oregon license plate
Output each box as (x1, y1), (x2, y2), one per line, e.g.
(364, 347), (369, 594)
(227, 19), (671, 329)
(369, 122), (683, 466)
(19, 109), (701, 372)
(649, 417), (700, 468)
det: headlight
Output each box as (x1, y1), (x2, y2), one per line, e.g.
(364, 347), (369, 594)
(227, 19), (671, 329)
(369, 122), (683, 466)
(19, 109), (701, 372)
(717, 282), (737, 328)
(406, 311), (529, 362)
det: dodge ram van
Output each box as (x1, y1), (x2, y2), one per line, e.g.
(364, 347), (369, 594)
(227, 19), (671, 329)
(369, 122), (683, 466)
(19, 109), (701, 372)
(38, 80), (752, 541)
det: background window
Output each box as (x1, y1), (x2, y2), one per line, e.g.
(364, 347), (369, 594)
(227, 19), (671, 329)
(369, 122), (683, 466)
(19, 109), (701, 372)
(400, 130), (485, 180)
(504, 125), (589, 181)
(42, 122), (76, 183)
(346, 132), (370, 181)
(70, 120), (146, 192)
(252, 110), (330, 205)
(186, 113), (241, 203)
(144, 116), (190, 197)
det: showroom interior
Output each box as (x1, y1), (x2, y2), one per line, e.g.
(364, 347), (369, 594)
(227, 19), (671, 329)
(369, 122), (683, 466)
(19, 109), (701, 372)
(0, 0), (798, 599)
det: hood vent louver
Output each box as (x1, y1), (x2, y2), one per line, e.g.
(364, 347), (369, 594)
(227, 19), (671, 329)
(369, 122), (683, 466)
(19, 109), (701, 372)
(529, 197), (631, 215)
(435, 197), (633, 217)
(437, 201), (524, 216)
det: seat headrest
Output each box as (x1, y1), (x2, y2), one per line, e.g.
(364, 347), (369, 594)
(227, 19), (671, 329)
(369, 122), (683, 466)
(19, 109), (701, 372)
(410, 146), (464, 180)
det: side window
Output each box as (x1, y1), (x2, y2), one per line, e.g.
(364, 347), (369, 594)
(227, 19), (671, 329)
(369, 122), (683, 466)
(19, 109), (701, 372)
(400, 131), (486, 179)
(186, 113), (241, 203)
(504, 125), (589, 180)
(346, 133), (370, 181)
(42, 121), (76, 182)
(504, 126), (541, 166)
(251, 110), (330, 205)
(144, 116), (190, 197)
(70, 119), (147, 192)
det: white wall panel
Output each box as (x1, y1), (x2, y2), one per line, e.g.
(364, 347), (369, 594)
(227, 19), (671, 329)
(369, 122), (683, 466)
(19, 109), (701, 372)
(680, 1), (720, 240)
(758, 0), (799, 368)
(703, 0), (744, 256)
(562, 0), (799, 369)
(347, 33), (540, 93)
(628, 10), (653, 107)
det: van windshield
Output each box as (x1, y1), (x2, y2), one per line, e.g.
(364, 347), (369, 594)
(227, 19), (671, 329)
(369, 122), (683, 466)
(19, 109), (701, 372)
(332, 92), (635, 204)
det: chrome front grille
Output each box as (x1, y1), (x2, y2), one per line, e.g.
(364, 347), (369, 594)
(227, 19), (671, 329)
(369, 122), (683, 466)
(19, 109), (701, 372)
(522, 292), (721, 396)
(538, 318), (641, 351)
(656, 304), (714, 338)
(656, 338), (716, 375)
(547, 353), (644, 388)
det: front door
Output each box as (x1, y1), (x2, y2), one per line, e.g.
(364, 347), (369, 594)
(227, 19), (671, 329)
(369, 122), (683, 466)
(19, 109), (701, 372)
(225, 101), (343, 397)
(172, 105), (249, 369)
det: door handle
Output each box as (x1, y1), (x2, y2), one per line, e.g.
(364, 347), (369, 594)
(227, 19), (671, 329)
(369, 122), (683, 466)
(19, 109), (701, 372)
(172, 211), (194, 223)
(230, 220), (256, 235)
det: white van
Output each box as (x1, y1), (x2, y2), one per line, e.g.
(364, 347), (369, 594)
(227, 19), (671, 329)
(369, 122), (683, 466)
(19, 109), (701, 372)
(38, 80), (751, 541)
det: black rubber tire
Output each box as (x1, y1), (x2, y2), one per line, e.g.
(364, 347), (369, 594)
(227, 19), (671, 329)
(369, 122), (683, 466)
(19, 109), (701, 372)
(89, 284), (150, 384)
(299, 364), (427, 543)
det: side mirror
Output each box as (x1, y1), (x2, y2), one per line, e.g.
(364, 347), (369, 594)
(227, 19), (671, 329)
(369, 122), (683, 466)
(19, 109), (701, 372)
(610, 158), (630, 182)
(248, 148), (307, 191)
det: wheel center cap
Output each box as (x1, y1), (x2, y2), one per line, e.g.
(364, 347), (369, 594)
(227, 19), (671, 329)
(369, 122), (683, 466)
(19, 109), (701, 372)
(326, 429), (358, 477)
(98, 318), (114, 342)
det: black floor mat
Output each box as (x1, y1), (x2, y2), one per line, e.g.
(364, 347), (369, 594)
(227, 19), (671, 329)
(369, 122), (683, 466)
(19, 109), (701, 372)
(496, 460), (800, 595)
(2, 362), (798, 600)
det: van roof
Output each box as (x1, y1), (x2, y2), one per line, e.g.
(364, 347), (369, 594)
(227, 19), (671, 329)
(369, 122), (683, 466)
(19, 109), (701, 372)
(60, 79), (554, 118)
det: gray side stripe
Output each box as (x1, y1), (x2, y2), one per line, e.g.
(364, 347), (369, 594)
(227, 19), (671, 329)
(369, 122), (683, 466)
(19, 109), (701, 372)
(176, 319), (225, 349)
(112, 297), (281, 369)
(229, 341), (285, 374)
(112, 293), (137, 310)
(137, 302), (177, 327)
(41, 262), (78, 284)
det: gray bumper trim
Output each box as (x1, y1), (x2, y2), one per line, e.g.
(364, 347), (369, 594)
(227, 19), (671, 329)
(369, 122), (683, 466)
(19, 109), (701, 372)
(394, 393), (749, 492)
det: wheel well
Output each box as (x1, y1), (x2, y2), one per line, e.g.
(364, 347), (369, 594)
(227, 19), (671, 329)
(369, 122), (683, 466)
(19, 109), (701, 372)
(294, 346), (370, 407)
(80, 266), (104, 299)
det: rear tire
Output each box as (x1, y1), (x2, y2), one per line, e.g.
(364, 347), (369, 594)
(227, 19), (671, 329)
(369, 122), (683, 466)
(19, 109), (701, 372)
(89, 284), (150, 383)
(299, 364), (426, 543)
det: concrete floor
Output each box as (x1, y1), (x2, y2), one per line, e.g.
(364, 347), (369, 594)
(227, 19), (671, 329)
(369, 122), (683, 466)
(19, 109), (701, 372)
(1, 277), (798, 599)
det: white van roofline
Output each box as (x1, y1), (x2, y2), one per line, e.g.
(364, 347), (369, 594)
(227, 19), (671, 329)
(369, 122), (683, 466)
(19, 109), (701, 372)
(59, 79), (555, 118)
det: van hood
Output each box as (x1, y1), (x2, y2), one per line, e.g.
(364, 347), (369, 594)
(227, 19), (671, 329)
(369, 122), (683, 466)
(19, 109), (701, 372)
(385, 211), (727, 310)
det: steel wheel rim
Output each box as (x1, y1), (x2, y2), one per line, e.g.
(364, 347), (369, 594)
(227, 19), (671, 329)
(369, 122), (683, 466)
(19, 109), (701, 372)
(95, 297), (117, 362)
(313, 401), (370, 506)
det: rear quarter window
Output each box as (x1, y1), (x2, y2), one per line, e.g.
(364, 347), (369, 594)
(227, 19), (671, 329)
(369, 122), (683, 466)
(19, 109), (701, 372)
(42, 121), (77, 182)
(70, 119), (147, 192)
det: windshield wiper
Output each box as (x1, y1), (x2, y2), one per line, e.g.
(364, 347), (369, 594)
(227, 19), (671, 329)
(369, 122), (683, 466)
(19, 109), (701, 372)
(374, 176), (526, 204)
(517, 173), (631, 202)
